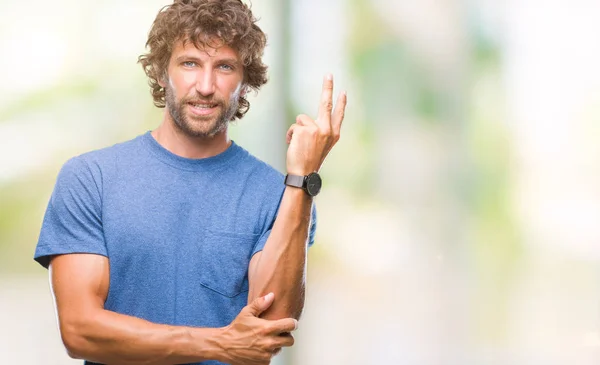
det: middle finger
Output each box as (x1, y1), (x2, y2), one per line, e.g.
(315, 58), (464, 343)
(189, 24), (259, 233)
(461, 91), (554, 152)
(317, 73), (334, 127)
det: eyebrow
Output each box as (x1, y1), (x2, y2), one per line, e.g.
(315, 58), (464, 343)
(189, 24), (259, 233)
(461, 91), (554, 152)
(175, 55), (241, 67)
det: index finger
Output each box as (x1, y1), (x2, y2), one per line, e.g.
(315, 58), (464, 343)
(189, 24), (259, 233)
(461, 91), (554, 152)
(267, 318), (298, 335)
(317, 73), (334, 126)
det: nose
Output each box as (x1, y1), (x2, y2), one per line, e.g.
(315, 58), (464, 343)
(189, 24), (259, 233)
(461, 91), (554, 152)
(195, 69), (216, 97)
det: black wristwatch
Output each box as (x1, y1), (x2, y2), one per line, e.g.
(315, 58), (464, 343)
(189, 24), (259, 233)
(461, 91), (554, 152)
(284, 172), (322, 197)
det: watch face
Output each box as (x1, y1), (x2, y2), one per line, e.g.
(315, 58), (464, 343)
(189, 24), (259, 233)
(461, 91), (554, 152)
(305, 173), (322, 196)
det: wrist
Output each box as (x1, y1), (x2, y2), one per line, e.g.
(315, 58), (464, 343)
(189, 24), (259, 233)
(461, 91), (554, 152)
(188, 326), (227, 363)
(286, 169), (313, 176)
(209, 326), (231, 364)
(284, 172), (322, 197)
(284, 184), (313, 201)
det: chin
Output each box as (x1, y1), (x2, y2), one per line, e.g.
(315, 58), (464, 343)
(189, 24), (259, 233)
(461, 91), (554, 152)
(188, 125), (224, 139)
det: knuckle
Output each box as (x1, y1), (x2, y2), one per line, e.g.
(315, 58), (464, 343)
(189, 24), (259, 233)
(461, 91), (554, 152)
(296, 114), (311, 125)
(320, 125), (332, 134)
(269, 338), (279, 349)
(322, 100), (333, 110)
(260, 326), (271, 336)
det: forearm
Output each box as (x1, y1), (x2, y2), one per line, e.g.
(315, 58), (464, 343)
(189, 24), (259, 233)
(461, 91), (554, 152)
(61, 307), (223, 365)
(248, 187), (312, 320)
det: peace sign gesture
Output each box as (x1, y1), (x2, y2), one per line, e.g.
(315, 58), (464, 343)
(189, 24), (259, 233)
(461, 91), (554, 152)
(286, 74), (347, 176)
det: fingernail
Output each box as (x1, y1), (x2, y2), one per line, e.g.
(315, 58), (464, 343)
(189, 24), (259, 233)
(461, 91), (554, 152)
(326, 73), (332, 81)
(265, 292), (274, 301)
(293, 319), (298, 330)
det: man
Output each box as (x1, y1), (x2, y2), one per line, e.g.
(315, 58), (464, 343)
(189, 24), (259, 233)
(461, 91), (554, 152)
(33, 0), (346, 364)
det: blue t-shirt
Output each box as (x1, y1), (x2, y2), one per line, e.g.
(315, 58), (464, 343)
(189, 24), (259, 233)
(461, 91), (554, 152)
(34, 131), (316, 365)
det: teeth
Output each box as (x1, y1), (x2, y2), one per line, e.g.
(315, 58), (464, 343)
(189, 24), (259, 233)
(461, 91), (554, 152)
(192, 103), (214, 108)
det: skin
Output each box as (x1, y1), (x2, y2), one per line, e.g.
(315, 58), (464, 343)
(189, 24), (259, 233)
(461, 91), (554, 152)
(162, 41), (243, 141)
(49, 38), (347, 365)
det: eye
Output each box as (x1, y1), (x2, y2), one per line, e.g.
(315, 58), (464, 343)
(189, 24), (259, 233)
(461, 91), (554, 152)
(219, 64), (234, 71)
(182, 61), (197, 67)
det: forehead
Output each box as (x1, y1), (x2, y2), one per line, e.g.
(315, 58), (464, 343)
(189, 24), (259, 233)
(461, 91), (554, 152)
(170, 38), (241, 61)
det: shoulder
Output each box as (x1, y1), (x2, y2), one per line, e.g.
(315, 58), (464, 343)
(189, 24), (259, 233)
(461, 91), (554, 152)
(75, 134), (144, 167)
(230, 143), (286, 205)
(63, 133), (145, 170)
(56, 134), (145, 189)
(233, 143), (284, 185)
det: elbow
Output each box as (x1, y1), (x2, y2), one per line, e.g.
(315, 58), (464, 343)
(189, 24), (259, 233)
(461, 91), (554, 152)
(291, 289), (306, 320)
(263, 302), (305, 321)
(291, 303), (305, 321)
(59, 320), (91, 359)
(286, 299), (305, 321)
(62, 335), (84, 359)
(294, 308), (304, 321)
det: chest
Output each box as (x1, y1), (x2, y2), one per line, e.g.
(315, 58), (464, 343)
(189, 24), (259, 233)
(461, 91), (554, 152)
(101, 172), (267, 299)
(102, 171), (264, 243)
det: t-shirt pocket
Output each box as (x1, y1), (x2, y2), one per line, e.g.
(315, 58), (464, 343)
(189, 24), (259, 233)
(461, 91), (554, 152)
(198, 229), (259, 298)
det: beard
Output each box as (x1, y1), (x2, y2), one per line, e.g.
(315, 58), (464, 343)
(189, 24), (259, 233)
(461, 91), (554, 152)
(164, 82), (240, 138)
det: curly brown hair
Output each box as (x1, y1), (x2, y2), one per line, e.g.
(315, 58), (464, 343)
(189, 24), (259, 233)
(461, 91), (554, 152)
(138, 0), (268, 119)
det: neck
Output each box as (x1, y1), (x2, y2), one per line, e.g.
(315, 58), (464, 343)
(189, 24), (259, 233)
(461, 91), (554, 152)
(151, 116), (231, 159)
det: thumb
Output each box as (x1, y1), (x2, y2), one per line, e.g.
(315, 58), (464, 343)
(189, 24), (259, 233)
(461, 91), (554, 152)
(286, 124), (297, 144)
(245, 292), (275, 317)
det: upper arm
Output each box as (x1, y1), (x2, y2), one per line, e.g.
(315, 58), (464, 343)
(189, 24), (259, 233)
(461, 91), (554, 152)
(35, 157), (107, 269)
(247, 251), (262, 303)
(246, 201), (317, 304)
(50, 254), (110, 333)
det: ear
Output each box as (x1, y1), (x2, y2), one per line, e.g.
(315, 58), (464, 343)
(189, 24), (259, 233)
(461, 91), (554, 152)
(240, 85), (249, 97)
(158, 76), (167, 88)
(157, 68), (168, 88)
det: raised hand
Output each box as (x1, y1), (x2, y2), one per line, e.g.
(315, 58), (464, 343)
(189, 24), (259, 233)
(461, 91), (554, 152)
(286, 74), (347, 176)
(217, 293), (298, 365)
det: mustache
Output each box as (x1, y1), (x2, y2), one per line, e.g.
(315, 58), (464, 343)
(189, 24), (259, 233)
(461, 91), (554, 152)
(183, 96), (223, 105)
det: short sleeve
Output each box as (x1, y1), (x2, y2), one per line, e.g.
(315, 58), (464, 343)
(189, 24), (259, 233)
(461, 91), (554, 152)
(34, 157), (107, 269)
(251, 202), (317, 257)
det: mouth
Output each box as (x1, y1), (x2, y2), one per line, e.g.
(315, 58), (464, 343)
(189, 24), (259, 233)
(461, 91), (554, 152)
(187, 101), (219, 116)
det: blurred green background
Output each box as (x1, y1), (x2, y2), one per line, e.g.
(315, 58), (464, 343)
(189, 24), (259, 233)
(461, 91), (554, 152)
(2, 0), (600, 364)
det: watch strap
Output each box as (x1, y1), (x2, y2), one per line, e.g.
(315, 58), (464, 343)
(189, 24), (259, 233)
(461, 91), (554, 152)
(284, 174), (305, 188)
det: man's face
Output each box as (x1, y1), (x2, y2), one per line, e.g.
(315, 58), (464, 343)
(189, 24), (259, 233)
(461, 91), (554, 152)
(161, 39), (244, 138)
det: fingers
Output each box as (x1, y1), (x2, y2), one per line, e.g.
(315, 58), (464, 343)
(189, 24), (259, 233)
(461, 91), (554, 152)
(286, 124), (296, 144)
(266, 318), (298, 335)
(317, 73), (334, 127)
(268, 333), (295, 354)
(331, 91), (347, 140)
(274, 332), (295, 348)
(295, 114), (316, 127)
(287, 115), (316, 144)
(244, 292), (274, 317)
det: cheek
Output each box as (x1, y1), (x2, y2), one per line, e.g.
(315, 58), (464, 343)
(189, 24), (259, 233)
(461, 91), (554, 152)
(169, 72), (197, 96)
(181, 72), (197, 87)
(223, 81), (243, 100)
